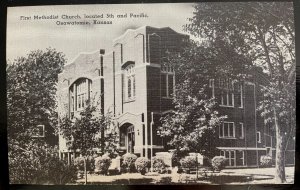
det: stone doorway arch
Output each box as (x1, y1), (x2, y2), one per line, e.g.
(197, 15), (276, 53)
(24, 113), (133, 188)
(120, 123), (135, 154)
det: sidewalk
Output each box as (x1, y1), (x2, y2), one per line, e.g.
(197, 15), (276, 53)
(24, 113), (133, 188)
(77, 173), (167, 184)
(76, 166), (294, 184)
(222, 166), (294, 184)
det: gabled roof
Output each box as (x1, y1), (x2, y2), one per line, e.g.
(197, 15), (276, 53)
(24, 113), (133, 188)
(113, 25), (188, 45)
(65, 50), (99, 68)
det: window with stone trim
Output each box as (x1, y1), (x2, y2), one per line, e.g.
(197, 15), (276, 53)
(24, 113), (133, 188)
(235, 83), (243, 108)
(239, 122), (244, 139)
(161, 65), (174, 98)
(220, 90), (234, 107)
(124, 65), (135, 101)
(218, 78), (234, 107)
(69, 78), (92, 115)
(32, 125), (45, 138)
(257, 131), (261, 143)
(219, 122), (235, 138)
(240, 150), (245, 166)
(128, 78), (132, 98)
(220, 150), (236, 166)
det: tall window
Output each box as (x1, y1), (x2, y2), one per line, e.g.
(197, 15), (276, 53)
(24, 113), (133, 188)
(128, 78), (132, 98)
(77, 80), (87, 109)
(69, 78), (92, 115)
(133, 77), (135, 97)
(125, 65), (135, 101)
(219, 122), (235, 138)
(161, 65), (174, 98)
(240, 150), (245, 166)
(235, 83), (243, 108)
(219, 78), (234, 107)
(239, 122), (244, 139)
(220, 90), (234, 107)
(257, 131), (261, 143)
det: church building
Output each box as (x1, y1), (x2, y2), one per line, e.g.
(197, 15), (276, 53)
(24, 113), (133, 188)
(57, 26), (294, 167)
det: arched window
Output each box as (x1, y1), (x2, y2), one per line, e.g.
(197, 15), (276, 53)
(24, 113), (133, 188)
(128, 78), (132, 98)
(124, 65), (135, 101)
(69, 78), (92, 117)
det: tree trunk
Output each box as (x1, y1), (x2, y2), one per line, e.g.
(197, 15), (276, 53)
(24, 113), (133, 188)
(275, 135), (286, 183)
(274, 109), (286, 183)
(255, 27), (274, 78)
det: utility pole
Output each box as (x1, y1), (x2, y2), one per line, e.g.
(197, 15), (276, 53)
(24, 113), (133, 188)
(100, 49), (105, 155)
(150, 112), (154, 172)
(196, 127), (199, 180)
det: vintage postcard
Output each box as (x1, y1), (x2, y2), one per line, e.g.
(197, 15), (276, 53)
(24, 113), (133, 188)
(6, 2), (295, 185)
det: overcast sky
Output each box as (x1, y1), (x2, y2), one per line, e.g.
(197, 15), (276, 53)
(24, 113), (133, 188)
(7, 3), (195, 63)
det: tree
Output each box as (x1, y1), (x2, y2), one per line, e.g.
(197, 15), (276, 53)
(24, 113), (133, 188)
(7, 48), (65, 144)
(7, 48), (66, 183)
(185, 2), (295, 183)
(59, 104), (118, 184)
(158, 41), (247, 160)
(159, 85), (226, 159)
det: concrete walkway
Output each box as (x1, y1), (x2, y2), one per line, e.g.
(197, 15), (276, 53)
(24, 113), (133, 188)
(222, 166), (294, 184)
(76, 166), (294, 184)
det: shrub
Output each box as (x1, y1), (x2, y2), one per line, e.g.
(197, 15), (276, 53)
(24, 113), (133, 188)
(180, 156), (197, 169)
(9, 146), (77, 184)
(211, 156), (227, 171)
(122, 153), (137, 173)
(40, 157), (77, 184)
(73, 157), (85, 171)
(260, 155), (273, 167)
(73, 156), (95, 172)
(94, 155), (112, 175)
(9, 149), (40, 184)
(135, 157), (150, 175)
(152, 157), (167, 174)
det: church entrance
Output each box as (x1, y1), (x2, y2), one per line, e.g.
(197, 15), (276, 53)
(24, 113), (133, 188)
(120, 123), (135, 154)
(127, 125), (135, 153)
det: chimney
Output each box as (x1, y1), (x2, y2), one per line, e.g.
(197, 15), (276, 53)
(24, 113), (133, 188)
(100, 49), (105, 55)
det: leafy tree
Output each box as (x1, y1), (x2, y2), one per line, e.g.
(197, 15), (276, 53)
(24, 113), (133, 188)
(7, 48), (65, 144)
(185, 2), (295, 183)
(59, 104), (118, 184)
(159, 79), (226, 159)
(7, 48), (66, 183)
(158, 41), (240, 160)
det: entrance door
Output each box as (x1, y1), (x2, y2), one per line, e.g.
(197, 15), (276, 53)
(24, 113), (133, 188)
(127, 125), (135, 153)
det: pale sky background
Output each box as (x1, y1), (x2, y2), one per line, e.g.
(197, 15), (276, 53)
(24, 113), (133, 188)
(7, 3), (195, 64)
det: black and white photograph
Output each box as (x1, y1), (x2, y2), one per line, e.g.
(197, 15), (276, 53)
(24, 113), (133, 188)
(6, 2), (296, 185)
